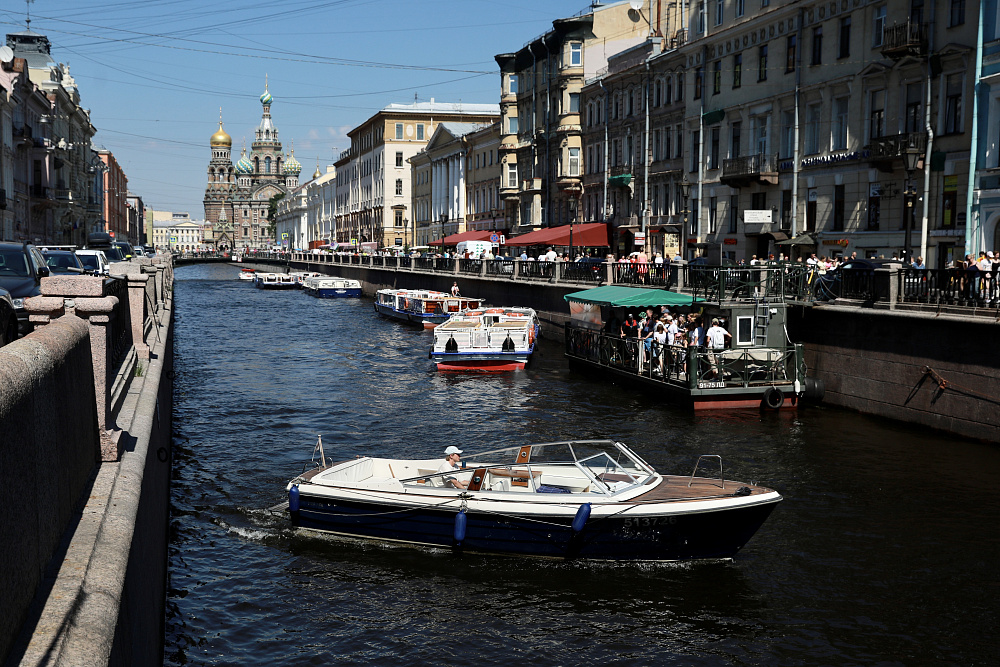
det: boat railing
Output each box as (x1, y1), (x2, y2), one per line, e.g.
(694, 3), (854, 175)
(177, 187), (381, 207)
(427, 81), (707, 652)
(564, 323), (803, 390)
(688, 455), (725, 489)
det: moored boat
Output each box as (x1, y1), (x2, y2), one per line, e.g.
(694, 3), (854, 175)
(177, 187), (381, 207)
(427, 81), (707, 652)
(431, 307), (540, 371)
(374, 288), (483, 328)
(289, 271), (322, 288)
(304, 276), (362, 298)
(286, 438), (781, 561)
(238, 267), (256, 281)
(255, 272), (298, 290)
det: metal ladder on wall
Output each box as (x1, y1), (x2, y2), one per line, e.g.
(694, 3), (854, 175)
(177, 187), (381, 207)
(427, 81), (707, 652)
(753, 298), (770, 347)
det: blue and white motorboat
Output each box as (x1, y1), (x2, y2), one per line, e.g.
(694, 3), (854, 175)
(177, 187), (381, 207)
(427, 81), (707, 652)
(374, 288), (483, 328)
(430, 307), (540, 371)
(286, 439), (781, 561)
(303, 276), (362, 298)
(255, 273), (297, 290)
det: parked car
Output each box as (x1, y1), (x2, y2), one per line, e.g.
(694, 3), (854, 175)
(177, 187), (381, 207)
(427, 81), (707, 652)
(76, 249), (111, 275)
(0, 242), (50, 336)
(41, 249), (86, 275)
(0, 287), (17, 346)
(85, 232), (127, 262)
(112, 240), (135, 260)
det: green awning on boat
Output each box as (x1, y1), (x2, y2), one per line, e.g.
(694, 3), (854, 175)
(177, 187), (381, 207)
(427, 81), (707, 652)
(563, 285), (702, 307)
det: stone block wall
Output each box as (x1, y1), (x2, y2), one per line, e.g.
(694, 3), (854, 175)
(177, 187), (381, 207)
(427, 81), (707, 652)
(791, 305), (1000, 442)
(0, 317), (100, 661)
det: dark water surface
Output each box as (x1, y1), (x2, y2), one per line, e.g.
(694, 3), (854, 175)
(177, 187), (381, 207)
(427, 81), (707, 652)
(165, 263), (998, 666)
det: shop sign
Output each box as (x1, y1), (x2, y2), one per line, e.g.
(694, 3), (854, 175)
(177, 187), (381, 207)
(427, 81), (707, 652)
(634, 232), (646, 245)
(723, 238), (738, 245)
(822, 239), (850, 246)
(744, 210), (772, 224)
(801, 150), (869, 168)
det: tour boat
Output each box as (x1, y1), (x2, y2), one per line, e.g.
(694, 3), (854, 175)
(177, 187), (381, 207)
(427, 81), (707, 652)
(255, 273), (298, 290)
(374, 288), (483, 328)
(285, 438), (781, 561)
(303, 276), (362, 298)
(289, 271), (322, 288)
(238, 267), (256, 281)
(430, 307), (540, 371)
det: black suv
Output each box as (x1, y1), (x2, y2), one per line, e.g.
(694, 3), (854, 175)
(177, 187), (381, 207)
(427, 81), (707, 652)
(0, 242), (50, 336)
(86, 232), (127, 262)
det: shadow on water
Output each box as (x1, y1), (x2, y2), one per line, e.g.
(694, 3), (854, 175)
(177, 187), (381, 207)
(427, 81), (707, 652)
(165, 263), (999, 667)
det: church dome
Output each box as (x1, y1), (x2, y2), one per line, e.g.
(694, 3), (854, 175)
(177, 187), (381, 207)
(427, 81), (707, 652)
(210, 121), (232, 147)
(260, 88), (272, 105)
(284, 143), (302, 174)
(235, 144), (253, 174)
(313, 164), (323, 180)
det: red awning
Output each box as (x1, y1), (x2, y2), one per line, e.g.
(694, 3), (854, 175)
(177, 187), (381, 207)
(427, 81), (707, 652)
(507, 223), (609, 248)
(428, 230), (495, 246)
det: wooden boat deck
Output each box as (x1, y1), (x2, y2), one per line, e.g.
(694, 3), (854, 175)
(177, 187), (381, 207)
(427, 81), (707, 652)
(630, 475), (772, 502)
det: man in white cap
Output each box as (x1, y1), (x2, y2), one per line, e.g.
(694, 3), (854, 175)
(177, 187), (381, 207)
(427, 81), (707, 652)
(437, 446), (468, 489)
(705, 317), (732, 379)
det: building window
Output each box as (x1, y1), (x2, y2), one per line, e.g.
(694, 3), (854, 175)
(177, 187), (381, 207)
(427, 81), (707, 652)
(394, 209), (404, 227)
(867, 183), (881, 230)
(736, 0), (745, 17)
(786, 35), (796, 72)
(694, 68), (704, 99)
(709, 197), (718, 234)
(833, 184), (846, 231)
(780, 109), (795, 158)
(677, 73), (684, 101)
(731, 121), (741, 158)
(869, 90), (885, 139)
(568, 148), (580, 176)
(265, 156), (271, 174)
(752, 115), (769, 155)
(569, 92), (580, 113)
(395, 123), (403, 140)
(911, 0), (925, 23)
(713, 61), (722, 94)
(508, 74), (518, 95)
(507, 164), (517, 188)
(944, 74), (963, 134)
(416, 124), (425, 140)
(839, 17), (851, 59)
(698, 2), (706, 33)
(873, 6), (886, 47)
(761, 0), (769, 6)
(729, 194), (738, 233)
(805, 103), (822, 154)
(752, 192), (766, 211)
(833, 97), (849, 150)
(811, 26), (823, 65)
(395, 151), (403, 167)
(691, 131), (700, 172)
(715, 0), (723, 26)
(570, 43), (582, 67)
(625, 135), (633, 166)
(507, 115), (519, 134)
(905, 83), (923, 133)
(758, 44), (768, 81)
(395, 179), (403, 196)
(949, 0), (965, 26)
(733, 54), (742, 88)
(710, 127), (720, 169)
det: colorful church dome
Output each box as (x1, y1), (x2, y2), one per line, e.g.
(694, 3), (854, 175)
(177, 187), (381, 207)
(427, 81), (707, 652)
(260, 78), (272, 105)
(235, 142), (253, 174)
(284, 142), (302, 174)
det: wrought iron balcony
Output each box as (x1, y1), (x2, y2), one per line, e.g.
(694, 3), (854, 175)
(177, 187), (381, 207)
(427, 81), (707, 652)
(881, 22), (928, 59)
(865, 132), (927, 172)
(721, 153), (779, 187)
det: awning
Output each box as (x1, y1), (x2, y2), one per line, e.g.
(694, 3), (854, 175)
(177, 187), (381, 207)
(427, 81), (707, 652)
(746, 231), (789, 241)
(563, 285), (703, 307)
(429, 230), (494, 247)
(776, 233), (816, 246)
(508, 223), (609, 248)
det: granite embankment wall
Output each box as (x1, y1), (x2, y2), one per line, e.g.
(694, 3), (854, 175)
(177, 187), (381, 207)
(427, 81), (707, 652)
(244, 258), (1000, 442)
(0, 258), (174, 667)
(790, 305), (1000, 442)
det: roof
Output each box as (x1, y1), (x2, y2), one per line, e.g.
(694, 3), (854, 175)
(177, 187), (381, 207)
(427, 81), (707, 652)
(563, 286), (702, 308)
(382, 101), (499, 115)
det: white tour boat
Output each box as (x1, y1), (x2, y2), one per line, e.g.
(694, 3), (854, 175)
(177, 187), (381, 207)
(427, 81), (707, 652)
(430, 307), (540, 371)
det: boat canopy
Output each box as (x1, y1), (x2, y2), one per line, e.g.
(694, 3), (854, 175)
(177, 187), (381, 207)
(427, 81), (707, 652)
(507, 223), (609, 248)
(563, 285), (702, 307)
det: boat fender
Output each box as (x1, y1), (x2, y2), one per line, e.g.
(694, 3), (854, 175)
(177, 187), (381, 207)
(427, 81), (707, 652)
(733, 486), (752, 497)
(454, 510), (467, 544)
(763, 387), (784, 410)
(803, 377), (826, 402)
(572, 503), (591, 532)
(446, 335), (459, 353)
(289, 484), (300, 513)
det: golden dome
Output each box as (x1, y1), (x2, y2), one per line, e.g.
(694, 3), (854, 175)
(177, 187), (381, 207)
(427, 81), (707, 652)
(210, 121), (232, 147)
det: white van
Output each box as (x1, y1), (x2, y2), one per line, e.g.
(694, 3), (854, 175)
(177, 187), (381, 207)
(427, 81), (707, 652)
(455, 240), (493, 257)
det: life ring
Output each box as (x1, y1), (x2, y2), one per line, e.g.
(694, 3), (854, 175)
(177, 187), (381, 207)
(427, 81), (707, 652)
(506, 312), (526, 317)
(528, 326), (536, 346)
(762, 387), (784, 410)
(485, 308), (504, 314)
(466, 310), (483, 316)
(403, 298), (411, 310)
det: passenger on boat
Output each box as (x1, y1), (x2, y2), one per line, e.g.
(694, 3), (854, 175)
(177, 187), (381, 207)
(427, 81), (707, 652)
(706, 318), (732, 379)
(437, 446), (469, 489)
(451, 282), (461, 297)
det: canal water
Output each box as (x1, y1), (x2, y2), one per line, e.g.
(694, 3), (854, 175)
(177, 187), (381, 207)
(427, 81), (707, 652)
(165, 263), (997, 666)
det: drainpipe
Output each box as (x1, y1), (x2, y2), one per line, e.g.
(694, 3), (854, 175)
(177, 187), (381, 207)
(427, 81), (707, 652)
(920, 0), (936, 261)
(791, 10), (802, 241)
(965, 0), (984, 254)
(643, 58), (652, 254)
(697, 46), (706, 253)
(600, 79), (609, 225)
(542, 38), (552, 228)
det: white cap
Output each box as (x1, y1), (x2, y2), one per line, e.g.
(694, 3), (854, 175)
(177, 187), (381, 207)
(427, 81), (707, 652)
(989, 251), (995, 258)
(444, 446), (463, 455)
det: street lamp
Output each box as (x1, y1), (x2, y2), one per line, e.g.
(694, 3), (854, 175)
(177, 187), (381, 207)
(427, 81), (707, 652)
(680, 175), (691, 258)
(902, 146), (921, 265)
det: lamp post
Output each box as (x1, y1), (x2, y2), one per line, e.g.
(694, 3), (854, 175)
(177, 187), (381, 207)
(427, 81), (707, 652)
(902, 146), (921, 265)
(680, 175), (691, 259)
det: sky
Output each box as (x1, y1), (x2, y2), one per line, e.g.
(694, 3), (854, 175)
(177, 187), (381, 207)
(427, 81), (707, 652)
(0, 0), (594, 216)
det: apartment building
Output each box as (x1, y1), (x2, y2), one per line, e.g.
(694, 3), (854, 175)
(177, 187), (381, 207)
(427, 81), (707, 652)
(495, 1), (652, 236)
(972, 4), (1000, 253)
(410, 121), (501, 247)
(334, 101), (498, 249)
(575, 0), (975, 265)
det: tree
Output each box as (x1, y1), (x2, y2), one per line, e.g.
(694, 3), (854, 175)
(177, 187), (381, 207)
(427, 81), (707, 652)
(264, 192), (285, 239)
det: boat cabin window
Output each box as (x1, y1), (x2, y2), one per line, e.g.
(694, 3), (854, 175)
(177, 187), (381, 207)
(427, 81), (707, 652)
(736, 316), (754, 346)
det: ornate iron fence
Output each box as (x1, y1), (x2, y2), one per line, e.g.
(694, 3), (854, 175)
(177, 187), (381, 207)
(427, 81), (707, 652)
(105, 277), (132, 370)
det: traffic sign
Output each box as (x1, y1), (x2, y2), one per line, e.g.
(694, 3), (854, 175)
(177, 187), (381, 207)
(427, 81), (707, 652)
(489, 233), (499, 244)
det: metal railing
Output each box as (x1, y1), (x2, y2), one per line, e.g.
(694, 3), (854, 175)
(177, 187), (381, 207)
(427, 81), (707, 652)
(485, 258), (516, 277)
(564, 324), (800, 390)
(882, 21), (928, 56)
(105, 277), (132, 370)
(688, 264), (813, 302)
(458, 258), (482, 275)
(898, 268), (1000, 307)
(866, 131), (927, 162)
(721, 153), (779, 180)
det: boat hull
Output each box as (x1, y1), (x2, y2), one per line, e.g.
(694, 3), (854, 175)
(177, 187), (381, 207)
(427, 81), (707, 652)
(374, 302), (451, 326)
(256, 282), (298, 290)
(306, 287), (362, 298)
(290, 491), (779, 561)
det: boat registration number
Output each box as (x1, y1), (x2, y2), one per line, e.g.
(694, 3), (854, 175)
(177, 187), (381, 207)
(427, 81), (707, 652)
(623, 516), (676, 528)
(697, 381), (726, 389)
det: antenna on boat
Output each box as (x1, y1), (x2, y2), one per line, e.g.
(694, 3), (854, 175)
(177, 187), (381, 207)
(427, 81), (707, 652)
(314, 434), (327, 468)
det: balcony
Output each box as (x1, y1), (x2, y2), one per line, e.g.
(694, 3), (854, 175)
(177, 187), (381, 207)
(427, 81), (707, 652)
(720, 153), (779, 187)
(881, 22), (928, 59)
(608, 165), (633, 189)
(54, 188), (74, 202)
(865, 132), (927, 173)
